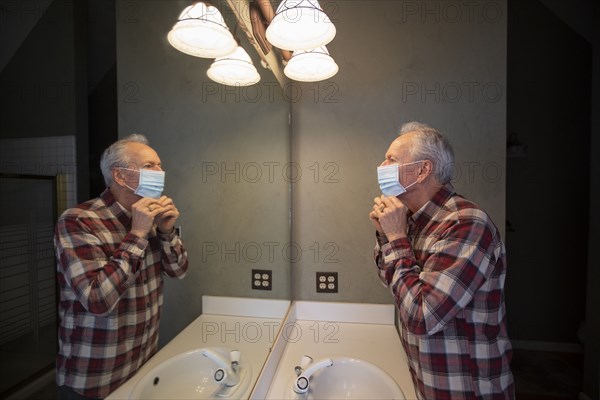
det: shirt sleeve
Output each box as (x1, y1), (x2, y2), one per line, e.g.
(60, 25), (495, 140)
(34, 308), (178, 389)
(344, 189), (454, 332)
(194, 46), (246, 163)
(374, 213), (499, 337)
(55, 214), (148, 316)
(158, 228), (188, 278)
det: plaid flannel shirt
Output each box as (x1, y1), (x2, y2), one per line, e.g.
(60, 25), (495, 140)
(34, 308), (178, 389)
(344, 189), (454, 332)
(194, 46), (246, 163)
(374, 184), (514, 400)
(54, 189), (188, 398)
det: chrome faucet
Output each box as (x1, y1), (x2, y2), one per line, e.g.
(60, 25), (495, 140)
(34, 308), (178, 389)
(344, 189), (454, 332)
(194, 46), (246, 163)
(293, 355), (334, 394)
(202, 349), (241, 387)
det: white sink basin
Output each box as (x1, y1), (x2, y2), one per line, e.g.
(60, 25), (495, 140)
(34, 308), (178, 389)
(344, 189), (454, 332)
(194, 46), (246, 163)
(287, 357), (405, 399)
(129, 347), (252, 399)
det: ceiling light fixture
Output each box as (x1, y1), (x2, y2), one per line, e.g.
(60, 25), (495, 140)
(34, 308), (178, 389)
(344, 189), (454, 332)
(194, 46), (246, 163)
(167, 2), (238, 58)
(207, 46), (261, 86)
(266, 0), (336, 51)
(284, 46), (338, 82)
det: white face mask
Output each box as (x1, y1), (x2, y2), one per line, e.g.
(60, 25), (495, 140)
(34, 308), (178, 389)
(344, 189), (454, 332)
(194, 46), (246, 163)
(377, 161), (422, 197)
(119, 168), (165, 199)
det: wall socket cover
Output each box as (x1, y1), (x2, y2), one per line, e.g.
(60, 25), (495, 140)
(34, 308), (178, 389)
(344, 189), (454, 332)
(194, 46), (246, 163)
(252, 269), (272, 291)
(316, 272), (338, 293)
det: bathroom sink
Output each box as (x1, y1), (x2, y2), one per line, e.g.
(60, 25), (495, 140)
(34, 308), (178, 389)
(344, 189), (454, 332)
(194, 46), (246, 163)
(287, 357), (405, 399)
(129, 347), (252, 399)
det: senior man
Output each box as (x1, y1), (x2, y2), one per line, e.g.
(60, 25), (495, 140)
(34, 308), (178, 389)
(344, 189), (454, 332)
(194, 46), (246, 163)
(369, 122), (514, 399)
(54, 134), (188, 399)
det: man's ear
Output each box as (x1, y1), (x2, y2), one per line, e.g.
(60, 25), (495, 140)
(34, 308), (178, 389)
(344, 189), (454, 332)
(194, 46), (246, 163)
(418, 160), (434, 181)
(112, 168), (125, 186)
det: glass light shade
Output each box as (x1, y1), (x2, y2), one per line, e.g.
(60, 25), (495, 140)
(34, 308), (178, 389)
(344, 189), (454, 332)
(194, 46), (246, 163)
(284, 46), (338, 82)
(167, 2), (237, 58)
(266, 0), (336, 51)
(207, 46), (261, 86)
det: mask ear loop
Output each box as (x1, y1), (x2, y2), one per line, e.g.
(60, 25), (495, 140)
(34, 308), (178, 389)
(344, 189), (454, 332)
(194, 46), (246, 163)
(416, 160), (432, 184)
(403, 160), (426, 189)
(114, 167), (140, 193)
(414, 160), (425, 184)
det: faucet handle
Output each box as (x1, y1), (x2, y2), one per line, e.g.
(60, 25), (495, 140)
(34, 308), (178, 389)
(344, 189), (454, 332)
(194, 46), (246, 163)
(300, 355), (313, 369)
(230, 350), (241, 364)
(293, 357), (333, 394)
(295, 376), (310, 393)
(202, 348), (241, 387)
(214, 368), (227, 383)
(294, 355), (313, 377)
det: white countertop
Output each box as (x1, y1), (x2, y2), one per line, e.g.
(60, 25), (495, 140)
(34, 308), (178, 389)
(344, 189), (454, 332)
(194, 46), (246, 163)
(107, 296), (290, 400)
(106, 298), (417, 400)
(257, 301), (418, 400)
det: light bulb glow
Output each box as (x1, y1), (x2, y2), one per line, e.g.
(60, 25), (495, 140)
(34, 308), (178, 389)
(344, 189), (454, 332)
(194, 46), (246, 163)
(168, 3), (237, 58)
(284, 46), (338, 82)
(266, 0), (336, 51)
(207, 47), (261, 86)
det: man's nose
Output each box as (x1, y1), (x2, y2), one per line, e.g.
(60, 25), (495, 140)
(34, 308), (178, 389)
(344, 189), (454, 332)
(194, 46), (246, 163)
(380, 160), (390, 166)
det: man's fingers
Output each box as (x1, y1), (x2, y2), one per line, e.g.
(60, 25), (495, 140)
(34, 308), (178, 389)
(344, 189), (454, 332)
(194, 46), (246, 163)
(156, 196), (174, 207)
(380, 195), (404, 210)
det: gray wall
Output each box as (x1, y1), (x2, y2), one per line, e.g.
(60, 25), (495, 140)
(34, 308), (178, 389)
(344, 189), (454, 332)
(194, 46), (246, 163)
(116, 0), (598, 397)
(0, 0), (90, 200)
(117, 0), (507, 344)
(117, 0), (506, 343)
(291, 1), (507, 301)
(0, 0), (74, 138)
(116, 0), (291, 346)
(506, 0), (590, 345)
(2, 0), (598, 397)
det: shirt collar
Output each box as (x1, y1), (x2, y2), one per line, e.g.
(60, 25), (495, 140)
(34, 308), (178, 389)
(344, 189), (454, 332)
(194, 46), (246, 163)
(100, 188), (132, 226)
(410, 183), (456, 229)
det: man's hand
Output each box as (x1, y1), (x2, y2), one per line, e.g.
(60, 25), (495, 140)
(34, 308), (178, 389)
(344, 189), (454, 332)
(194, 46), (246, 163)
(131, 198), (164, 238)
(370, 195), (409, 242)
(152, 196), (180, 234)
(369, 196), (386, 234)
(130, 196), (180, 237)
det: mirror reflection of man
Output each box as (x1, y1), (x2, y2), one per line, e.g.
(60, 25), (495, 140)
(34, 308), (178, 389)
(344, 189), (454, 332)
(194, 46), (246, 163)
(370, 122), (514, 399)
(54, 134), (188, 399)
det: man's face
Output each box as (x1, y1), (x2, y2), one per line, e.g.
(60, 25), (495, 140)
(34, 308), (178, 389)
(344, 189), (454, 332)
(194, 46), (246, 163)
(120, 142), (163, 190)
(381, 132), (420, 187)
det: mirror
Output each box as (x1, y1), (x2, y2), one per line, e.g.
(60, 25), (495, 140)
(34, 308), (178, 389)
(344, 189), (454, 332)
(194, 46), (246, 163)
(116, 0), (292, 346)
(1, 0), (509, 397)
(1, 0), (293, 395)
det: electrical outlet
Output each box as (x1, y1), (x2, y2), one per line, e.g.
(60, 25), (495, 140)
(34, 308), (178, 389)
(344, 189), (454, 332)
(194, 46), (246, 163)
(316, 272), (338, 293)
(252, 269), (272, 290)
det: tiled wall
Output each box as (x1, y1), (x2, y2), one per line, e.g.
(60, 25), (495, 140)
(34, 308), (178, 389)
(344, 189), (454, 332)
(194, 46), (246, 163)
(0, 136), (77, 208)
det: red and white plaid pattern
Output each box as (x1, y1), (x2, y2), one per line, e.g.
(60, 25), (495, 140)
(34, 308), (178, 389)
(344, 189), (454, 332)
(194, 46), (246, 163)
(374, 184), (514, 399)
(54, 189), (188, 398)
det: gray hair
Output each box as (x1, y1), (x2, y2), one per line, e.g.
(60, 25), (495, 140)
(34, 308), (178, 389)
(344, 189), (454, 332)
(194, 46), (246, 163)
(399, 122), (454, 184)
(100, 133), (149, 187)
